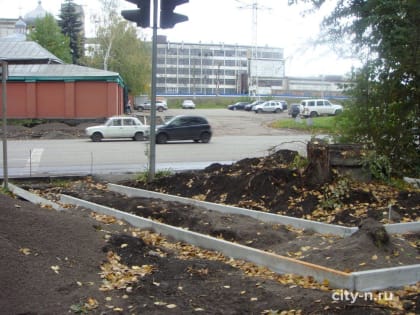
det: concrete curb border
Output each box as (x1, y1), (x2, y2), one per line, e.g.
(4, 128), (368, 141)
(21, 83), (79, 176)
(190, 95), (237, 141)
(60, 193), (420, 291)
(7, 183), (64, 211)
(108, 184), (420, 235)
(108, 184), (358, 237)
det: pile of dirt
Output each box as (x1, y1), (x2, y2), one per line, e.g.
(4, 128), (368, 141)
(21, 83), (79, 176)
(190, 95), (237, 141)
(119, 150), (420, 227)
(3, 122), (91, 139)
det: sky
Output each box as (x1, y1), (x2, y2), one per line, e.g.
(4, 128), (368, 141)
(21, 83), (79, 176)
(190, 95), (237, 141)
(0, 0), (361, 77)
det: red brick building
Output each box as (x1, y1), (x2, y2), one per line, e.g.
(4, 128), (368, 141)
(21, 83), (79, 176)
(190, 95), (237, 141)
(0, 41), (125, 119)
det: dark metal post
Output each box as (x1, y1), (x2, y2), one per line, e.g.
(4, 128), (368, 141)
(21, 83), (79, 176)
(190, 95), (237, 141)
(1, 61), (8, 190)
(147, 0), (158, 182)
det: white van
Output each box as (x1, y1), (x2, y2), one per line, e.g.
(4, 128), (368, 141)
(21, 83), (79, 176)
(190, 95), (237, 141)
(300, 99), (343, 117)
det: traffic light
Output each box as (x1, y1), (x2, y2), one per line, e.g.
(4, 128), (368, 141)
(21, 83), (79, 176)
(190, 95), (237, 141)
(160, 0), (188, 29)
(121, 0), (151, 28)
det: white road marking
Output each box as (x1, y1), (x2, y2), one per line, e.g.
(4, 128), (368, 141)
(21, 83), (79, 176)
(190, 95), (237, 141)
(25, 148), (44, 172)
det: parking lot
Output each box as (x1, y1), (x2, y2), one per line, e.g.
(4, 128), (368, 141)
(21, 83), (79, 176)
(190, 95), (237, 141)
(146, 108), (298, 136)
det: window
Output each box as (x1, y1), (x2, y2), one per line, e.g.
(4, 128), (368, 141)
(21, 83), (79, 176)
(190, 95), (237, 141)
(123, 118), (137, 126)
(112, 119), (122, 126)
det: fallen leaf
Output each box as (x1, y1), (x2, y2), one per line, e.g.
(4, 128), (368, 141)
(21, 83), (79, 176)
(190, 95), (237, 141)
(19, 247), (31, 255)
(51, 265), (60, 274)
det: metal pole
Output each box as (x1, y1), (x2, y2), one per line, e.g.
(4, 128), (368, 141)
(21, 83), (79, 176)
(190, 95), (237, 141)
(147, 0), (158, 182)
(1, 61), (8, 190)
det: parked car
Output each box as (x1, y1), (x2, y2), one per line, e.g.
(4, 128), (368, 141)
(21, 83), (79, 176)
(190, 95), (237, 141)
(244, 100), (264, 111)
(156, 115), (212, 144)
(288, 103), (301, 118)
(227, 102), (249, 111)
(182, 99), (196, 109)
(134, 100), (168, 112)
(253, 100), (284, 113)
(85, 116), (149, 142)
(300, 99), (343, 117)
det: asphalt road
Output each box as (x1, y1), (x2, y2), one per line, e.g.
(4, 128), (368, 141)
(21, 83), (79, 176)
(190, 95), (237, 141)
(1, 109), (311, 178)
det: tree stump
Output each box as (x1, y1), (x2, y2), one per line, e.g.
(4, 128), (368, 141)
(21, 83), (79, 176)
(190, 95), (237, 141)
(304, 139), (332, 186)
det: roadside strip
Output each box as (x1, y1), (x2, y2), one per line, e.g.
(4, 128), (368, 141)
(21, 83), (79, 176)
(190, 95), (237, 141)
(108, 184), (420, 235)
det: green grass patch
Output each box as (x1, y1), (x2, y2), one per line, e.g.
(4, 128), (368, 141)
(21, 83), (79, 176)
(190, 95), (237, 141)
(270, 116), (341, 134)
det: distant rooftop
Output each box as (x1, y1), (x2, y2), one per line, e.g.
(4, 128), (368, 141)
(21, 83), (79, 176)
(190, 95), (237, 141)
(0, 40), (63, 64)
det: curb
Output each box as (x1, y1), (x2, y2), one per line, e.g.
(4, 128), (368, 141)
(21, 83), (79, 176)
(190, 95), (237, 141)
(108, 184), (358, 237)
(108, 184), (420, 235)
(7, 183), (64, 211)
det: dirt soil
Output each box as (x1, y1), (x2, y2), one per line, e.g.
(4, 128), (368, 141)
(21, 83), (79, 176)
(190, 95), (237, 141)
(1, 119), (419, 314)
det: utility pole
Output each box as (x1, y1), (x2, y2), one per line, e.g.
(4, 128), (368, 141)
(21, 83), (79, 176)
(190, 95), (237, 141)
(1, 60), (8, 190)
(121, 0), (188, 181)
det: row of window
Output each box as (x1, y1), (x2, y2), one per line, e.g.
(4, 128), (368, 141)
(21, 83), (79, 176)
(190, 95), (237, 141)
(157, 78), (237, 86)
(156, 87), (238, 95)
(158, 47), (283, 59)
(158, 68), (243, 76)
(158, 58), (248, 68)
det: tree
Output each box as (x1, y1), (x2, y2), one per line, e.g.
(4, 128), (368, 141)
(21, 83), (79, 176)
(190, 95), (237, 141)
(58, 0), (85, 64)
(83, 0), (151, 96)
(28, 14), (72, 63)
(299, 0), (420, 177)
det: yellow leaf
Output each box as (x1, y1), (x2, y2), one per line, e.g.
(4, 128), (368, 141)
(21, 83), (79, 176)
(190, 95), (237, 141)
(359, 262), (366, 266)
(371, 254), (378, 260)
(113, 307), (124, 312)
(166, 304), (177, 309)
(51, 265), (60, 274)
(87, 298), (98, 306)
(121, 243), (128, 248)
(19, 247), (31, 255)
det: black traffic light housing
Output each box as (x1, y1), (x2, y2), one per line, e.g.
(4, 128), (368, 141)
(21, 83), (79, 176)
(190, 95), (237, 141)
(160, 0), (189, 29)
(121, 0), (151, 28)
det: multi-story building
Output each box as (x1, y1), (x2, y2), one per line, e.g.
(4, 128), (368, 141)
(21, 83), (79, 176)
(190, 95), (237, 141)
(156, 36), (285, 96)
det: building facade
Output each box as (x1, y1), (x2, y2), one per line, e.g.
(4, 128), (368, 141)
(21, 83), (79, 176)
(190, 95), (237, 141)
(156, 36), (285, 96)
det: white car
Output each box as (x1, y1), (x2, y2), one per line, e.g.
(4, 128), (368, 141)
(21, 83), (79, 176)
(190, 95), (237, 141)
(253, 100), (284, 113)
(85, 116), (149, 142)
(300, 99), (343, 117)
(134, 100), (168, 112)
(182, 99), (196, 109)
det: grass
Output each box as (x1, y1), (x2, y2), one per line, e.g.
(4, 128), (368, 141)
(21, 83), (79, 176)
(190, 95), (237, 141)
(270, 116), (341, 134)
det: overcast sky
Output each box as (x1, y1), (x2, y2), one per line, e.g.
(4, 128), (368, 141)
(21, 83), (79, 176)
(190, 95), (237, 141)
(0, 0), (360, 77)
